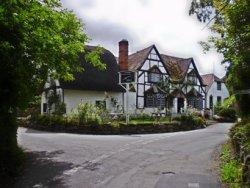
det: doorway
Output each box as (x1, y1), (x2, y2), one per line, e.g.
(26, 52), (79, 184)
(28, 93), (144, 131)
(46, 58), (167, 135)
(177, 98), (184, 113)
(209, 95), (213, 109)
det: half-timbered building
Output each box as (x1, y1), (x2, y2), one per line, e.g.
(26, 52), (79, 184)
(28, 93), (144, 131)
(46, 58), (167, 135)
(161, 55), (207, 114)
(41, 39), (208, 115)
(118, 40), (170, 114)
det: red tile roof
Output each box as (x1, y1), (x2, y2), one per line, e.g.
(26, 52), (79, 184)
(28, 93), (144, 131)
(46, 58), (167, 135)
(161, 54), (191, 82)
(201, 73), (223, 91)
(127, 45), (154, 71)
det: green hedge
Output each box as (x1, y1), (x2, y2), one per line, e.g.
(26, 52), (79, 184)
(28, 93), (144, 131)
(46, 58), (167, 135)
(25, 114), (205, 135)
(227, 119), (250, 185)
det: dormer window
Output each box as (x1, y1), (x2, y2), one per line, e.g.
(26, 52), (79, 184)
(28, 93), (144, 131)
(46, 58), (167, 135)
(148, 66), (161, 83)
(187, 70), (197, 84)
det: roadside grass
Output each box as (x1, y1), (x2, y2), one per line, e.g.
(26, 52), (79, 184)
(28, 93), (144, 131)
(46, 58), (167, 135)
(220, 142), (243, 188)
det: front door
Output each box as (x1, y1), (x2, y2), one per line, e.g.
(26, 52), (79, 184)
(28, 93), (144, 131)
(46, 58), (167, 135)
(209, 95), (213, 109)
(177, 98), (184, 113)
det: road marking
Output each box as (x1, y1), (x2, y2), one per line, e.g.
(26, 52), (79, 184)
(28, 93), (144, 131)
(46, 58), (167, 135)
(188, 182), (199, 188)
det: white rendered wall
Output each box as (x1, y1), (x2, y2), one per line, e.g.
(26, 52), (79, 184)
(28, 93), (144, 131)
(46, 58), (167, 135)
(63, 89), (123, 114)
(206, 82), (229, 108)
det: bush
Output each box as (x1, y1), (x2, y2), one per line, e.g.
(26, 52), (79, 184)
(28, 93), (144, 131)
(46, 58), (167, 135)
(53, 102), (66, 116)
(173, 114), (206, 130)
(229, 119), (250, 184)
(218, 108), (237, 122)
(215, 105), (237, 122)
(35, 114), (66, 126)
(68, 103), (110, 125)
(230, 121), (250, 157)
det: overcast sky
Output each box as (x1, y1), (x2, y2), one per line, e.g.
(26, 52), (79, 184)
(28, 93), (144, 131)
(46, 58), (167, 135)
(61, 0), (226, 77)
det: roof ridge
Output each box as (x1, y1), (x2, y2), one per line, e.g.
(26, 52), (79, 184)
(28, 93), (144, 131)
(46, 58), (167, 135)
(128, 45), (154, 57)
(160, 53), (189, 61)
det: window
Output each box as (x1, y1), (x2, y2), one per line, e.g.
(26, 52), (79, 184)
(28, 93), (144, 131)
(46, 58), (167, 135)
(148, 67), (161, 83)
(209, 95), (213, 109)
(145, 93), (165, 108)
(217, 82), (222, 90)
(43, 103), (47, 113)
(95, 100), (106, 109)
(148, 73), (160, 83)
(217, 96), (222, 105)
(187, 71), (197, 85)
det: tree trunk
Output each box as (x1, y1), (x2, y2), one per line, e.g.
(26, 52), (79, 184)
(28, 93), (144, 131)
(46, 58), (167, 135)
(0, 110), (24, 181)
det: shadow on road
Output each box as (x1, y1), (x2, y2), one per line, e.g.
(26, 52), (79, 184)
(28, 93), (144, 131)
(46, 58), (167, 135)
(6, 150), (73, 188)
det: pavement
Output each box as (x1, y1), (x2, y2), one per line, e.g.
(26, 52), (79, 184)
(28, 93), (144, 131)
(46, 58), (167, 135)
(11, 123), (232, 188)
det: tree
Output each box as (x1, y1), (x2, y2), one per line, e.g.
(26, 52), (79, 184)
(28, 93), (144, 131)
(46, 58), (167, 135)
(0, 0), (103, 179)
(189, 0), (250, 117)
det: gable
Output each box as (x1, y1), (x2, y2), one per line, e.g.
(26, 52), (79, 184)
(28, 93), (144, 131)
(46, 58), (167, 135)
(127, 45), (153, 71)
(139, 46), (168, 75)
(186, 59), (204, 86)
(161, 54), (191, 83)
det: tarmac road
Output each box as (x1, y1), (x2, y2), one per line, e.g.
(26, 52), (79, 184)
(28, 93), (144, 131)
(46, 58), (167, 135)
(14, 123), (233, 188)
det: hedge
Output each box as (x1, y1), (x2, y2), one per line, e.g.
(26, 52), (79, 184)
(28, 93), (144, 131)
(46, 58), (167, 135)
(21, 114), (206, 135)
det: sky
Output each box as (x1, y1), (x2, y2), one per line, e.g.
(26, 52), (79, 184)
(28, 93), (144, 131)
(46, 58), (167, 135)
(61, 0), (227, 77)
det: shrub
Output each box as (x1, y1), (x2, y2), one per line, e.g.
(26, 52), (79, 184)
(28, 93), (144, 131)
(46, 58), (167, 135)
(53, 102), (66, 116)
(229, 120), (250, 184)
(69, 103), (110, 125)
(218, 107), (237, 122)
(215, 105), (237, 122)
(173, 114), (206, 130)
(230, 121), (250, 156)
(35, 114), (66, 126)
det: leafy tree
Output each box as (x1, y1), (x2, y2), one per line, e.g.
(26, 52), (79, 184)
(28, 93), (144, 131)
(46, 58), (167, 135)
(0, 0), (103, 179)
(189, 0), (250, 117)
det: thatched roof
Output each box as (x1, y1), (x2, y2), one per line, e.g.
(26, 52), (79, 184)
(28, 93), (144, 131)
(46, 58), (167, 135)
(60, 46), (125, 92)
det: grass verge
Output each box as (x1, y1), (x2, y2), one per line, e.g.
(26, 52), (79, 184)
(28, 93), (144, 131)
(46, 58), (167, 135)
(220, 142), (243, 188)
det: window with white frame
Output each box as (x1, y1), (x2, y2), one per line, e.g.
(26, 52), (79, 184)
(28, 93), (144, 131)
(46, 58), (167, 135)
(148, 67), (161, 83)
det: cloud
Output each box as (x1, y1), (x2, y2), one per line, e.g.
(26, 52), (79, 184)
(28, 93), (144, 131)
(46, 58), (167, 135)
(61, 0), (95, 10)
(85, 19), (138, 45)
(83, 18), (141, 55)
(138, 0), (149, 5)
(60, 0), (226, 76)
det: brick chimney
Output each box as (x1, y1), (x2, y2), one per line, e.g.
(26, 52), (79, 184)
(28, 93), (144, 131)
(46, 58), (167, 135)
(118, 39), (129, 71)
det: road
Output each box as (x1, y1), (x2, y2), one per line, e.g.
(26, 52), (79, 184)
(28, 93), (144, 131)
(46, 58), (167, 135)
(14, 123), (232, 188)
